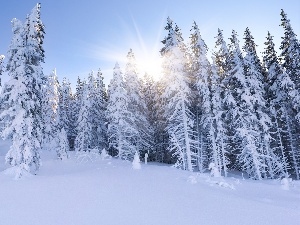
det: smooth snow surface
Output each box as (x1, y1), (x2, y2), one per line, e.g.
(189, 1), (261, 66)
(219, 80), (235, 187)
(0, 141), (299, 225)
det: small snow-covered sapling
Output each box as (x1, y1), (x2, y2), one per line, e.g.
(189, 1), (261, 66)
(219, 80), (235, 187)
(144, 153), (148, 164)
(132, 152), (141, 170)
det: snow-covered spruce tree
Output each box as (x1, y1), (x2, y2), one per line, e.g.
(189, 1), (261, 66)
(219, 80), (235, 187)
(83, 70), (107, 152)
(86, 71), (98, 149)
(279, 10), (300, 136)
(210, 57), (230, 177)
(124, 49), (154, 159)
(263, 32), (300, 179)
(41, 69), (60, 151)
(59, 77), (73, 139)
(0, 4), (45, 177)
(141, 73), (157, 160)
(69, 76), (84, 145)
(151, 79), (170, 163)
(223, 29), (266, 179)
(160, 18), (197, 171)
(106, 63), (138, 160)
(213, 29), (235, 170)
(189, 21), (210, 172)
(75, 82), (93, 152)
(242, 28), (284, 179)
(93, 69), (107, 151)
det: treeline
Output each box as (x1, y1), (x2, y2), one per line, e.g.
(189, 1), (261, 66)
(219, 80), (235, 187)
(0, 4), (299, 180)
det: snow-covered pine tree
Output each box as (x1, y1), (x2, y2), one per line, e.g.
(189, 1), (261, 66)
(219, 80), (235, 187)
(86, 71), (98, 149)
(242, 28), (284, 179)
(152, 79), (170, 163)
(93, 69), (107, 151)
(279, 9), (300, 92)
(224, 29), (266, 179)
(75, 82), (93, 152)
(141, 73), (157, 160)
(82, 70), (107, 152)
(73, 76), (84, 131)
(59, 77), (73, 140)
(213, 29), (234, 172)
(0, 4), (45, 177)
(42, 69), (60, 151)
(161, 18), (197, 171)
(210, 57), (230, 177)
(106, 63), (138, 160)
(263, 32), (300, 179)
(189, 21), (210, 172)
(124, 49), (153, 159)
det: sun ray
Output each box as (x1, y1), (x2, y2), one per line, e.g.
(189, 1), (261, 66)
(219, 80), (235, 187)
(81, 13), (165, 82)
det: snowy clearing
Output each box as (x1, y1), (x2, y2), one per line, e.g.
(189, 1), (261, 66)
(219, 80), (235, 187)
(0, 141), (299, 225)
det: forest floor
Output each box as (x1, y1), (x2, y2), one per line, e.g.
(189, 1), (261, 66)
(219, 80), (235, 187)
(0, 140), (299, 225)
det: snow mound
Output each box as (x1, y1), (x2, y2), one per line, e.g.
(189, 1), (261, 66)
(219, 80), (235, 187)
(2, 166), (33, 179)
(187, 175), (197, 184)
(281, 177), (293, 190)
(206, 177), (236, 190)
(75, 148), (100, 163)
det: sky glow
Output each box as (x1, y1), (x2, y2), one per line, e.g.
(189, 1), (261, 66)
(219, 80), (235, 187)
(0, 0), (299, 88)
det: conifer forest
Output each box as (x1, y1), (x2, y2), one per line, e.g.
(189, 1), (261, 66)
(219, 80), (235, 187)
(0, 3), (300, 182)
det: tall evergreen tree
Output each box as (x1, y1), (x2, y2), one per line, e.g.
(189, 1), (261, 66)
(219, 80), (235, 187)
(59, 77), (73, 139)
(93, 69), (107, 151)
(42, 69), (60, 151)
(263, 32), (300, 179)
(214, 29), (236, 171)
(72, 76), (84, 138)
(141, 73), (157, 160)
(124, 49), (153, 158)
(75, 82), (93, 152)
(242, 28), (283, 178)
(0, 4), (45, 177)
(280, 9), (300, 120)
(189, 21), (210, 172)
(210, 58), (230, 176)
(224, 29), (266, 179)
(161, 18), (197, 171)
(106, 63), (138, 160)
(152, 79), (170, 163)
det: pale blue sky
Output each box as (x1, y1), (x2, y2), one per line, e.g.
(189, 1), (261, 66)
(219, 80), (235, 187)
(0, 0), (299, 88)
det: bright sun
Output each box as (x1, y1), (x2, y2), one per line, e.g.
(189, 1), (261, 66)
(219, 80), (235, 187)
(136, 54), (163, 81)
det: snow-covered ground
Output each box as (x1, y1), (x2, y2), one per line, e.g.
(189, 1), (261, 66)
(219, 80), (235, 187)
(0, 140), (299, 225)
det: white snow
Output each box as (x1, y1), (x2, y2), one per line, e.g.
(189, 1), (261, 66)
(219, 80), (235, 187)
(0, 140), (299, 225)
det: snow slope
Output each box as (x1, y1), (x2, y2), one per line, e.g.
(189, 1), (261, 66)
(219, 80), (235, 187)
(0, 141), (299, 225)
